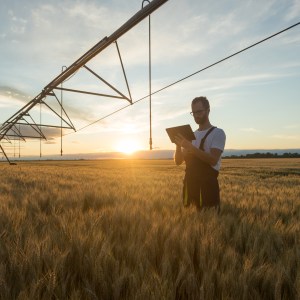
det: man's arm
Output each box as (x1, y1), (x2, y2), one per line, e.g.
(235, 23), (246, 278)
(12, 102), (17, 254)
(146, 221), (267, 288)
(174, 145), (184, 165)
(174, 134), (222, 167)
(188, 146), (222, 166)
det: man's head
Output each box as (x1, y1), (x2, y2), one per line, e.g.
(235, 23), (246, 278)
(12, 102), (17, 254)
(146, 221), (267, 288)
(191, 96), (210, 125)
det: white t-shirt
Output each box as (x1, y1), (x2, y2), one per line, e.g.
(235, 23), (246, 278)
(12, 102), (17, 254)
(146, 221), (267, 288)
(192, 127), (226, 171)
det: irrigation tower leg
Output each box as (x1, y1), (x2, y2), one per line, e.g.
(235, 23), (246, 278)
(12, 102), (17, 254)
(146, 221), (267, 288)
(0, 144), (15, 165)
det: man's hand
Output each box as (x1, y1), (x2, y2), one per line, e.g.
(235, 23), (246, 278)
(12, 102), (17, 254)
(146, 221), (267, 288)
(174, 133), (193, 150)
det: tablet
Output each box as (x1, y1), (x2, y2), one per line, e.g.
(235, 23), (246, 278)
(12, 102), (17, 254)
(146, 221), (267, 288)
(166, 124), (196, 143)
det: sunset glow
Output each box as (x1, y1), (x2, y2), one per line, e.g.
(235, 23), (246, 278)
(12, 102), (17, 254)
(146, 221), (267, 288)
(115, 139), (141, 155)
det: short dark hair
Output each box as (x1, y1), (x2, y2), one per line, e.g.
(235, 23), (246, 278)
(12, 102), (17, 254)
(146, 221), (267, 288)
(191, 96), (210, 109)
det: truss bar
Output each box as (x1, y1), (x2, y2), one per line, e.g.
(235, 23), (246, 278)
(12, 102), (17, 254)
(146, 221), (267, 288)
(52, 92), (76, 130)
(26, 114), (47, 139)
(9, 126), (26, 142)
(83, 65), (130, 102)
(12, 124), (22, 137)
(115, 41), (132, 103)
(5, 134), (45, 139)
(52, 87), (125, 99)
(7, 122), (72, 130)
(41, 101), (75, 130)
(0, 123), (12, 134)
(28, 114), (47, 140)
(5, 128), (19, 139)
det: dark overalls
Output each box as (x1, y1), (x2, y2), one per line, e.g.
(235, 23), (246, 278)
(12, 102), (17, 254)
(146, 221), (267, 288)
(182, 127), (220, 211)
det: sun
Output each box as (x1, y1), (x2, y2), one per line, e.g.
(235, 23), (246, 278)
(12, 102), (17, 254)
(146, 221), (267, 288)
(115, 139), (140, 155)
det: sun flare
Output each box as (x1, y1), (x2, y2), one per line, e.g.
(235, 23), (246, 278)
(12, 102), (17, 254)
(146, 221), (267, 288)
(115, 139), (140, 155)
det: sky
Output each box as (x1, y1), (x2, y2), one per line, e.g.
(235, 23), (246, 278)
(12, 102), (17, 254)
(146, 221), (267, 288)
(0, 0), (300, 158)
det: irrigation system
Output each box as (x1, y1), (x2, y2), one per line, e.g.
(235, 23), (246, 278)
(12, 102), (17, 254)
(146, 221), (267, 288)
(0, 0), (167, 164)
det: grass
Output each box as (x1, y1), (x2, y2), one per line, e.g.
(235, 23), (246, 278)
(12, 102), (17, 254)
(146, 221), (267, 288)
(0, 158), (299, 299)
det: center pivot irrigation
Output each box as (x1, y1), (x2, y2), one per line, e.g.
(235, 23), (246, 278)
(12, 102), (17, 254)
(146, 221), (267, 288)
(0, 0), (168, 164)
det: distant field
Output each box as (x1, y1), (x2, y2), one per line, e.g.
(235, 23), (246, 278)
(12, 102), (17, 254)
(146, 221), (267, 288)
(0, 159), (299, 299)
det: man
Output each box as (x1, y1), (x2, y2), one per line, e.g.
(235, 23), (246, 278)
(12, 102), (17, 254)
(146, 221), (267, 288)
(174, 96), (226, 211)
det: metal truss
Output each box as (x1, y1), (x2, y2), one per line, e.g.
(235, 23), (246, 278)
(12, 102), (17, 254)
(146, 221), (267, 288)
(0, 0), (168, 164)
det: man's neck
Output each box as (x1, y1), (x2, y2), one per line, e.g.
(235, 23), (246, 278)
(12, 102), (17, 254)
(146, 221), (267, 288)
(198, 121), (212, 131)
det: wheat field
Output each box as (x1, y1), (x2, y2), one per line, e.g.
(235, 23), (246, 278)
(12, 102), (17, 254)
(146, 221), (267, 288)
(0, 158), (299, 299)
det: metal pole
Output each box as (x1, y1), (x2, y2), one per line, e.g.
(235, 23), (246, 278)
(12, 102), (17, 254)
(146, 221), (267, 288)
(14, 132), (16, 157)
(149, 14), (152, 150)
(19, 124), (20, 158)
(61, 66), (67, 156)
(40, 101), (42, 158)
(142, 0), (152, 150)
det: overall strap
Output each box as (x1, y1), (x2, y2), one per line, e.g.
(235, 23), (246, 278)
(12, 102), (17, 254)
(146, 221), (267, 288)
(199, 126), (216, 150)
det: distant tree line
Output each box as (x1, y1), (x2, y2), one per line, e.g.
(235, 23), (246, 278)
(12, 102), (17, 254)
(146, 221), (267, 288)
(224, 152), (300, 159)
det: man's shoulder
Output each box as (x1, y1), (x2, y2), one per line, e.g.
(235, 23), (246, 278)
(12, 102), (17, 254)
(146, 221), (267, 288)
(194, 127), (225, 138)
(211, 127), (226, 150)
(213, 127), (225, 137)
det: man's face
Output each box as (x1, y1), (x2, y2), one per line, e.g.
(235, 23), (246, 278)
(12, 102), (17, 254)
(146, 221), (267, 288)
(191, 102), (209, 125)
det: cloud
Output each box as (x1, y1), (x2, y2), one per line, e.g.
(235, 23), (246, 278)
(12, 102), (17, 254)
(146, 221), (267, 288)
(272, 134), (299, 140)
(11, 25), (26, 34)
(240, 128), (261, 133)
(8, 9), (28, 35)
(277, 61), (300, 69)
(283, 124), (300, 129)
(0, 86), (32, 109)
(44, 139), (57, 145)
(284, 0), (300, 21)
(154, 107), (187, 121)
(280, 34), (300, 45)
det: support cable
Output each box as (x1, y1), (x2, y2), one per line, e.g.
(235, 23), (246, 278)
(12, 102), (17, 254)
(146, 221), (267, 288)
(62, 21), (300, 135)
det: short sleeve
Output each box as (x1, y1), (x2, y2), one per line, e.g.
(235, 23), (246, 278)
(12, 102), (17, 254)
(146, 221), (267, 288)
(211, 129), (226, 152)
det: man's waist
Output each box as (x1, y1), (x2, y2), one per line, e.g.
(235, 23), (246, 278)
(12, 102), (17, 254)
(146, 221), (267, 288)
(185, 159), (219, 177)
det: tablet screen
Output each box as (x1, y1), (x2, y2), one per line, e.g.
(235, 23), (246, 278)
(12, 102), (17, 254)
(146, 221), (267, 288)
(166, 125), (196, 143)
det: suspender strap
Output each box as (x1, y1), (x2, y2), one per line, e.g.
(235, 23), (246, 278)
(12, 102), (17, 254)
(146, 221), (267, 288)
(199, 126), (216, 150)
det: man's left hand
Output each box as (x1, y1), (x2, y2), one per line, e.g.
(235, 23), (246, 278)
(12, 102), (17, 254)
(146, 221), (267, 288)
(174, 134), (193, 150)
